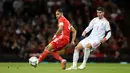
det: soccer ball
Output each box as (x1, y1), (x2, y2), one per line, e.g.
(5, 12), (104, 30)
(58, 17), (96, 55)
(29, 57), (38, 66)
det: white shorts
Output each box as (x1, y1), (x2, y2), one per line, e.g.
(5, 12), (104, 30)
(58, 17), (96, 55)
(79, 37), (101, 51)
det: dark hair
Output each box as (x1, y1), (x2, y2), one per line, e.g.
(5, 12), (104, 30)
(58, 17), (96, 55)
(96, 7), (104, 12)
(56, 9), (63, 13)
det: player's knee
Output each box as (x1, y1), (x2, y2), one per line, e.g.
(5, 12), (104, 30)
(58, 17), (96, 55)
(75, 46), (79, 50)
(45, 45), (53, 52)
(74, 47), (80, 51)
(75, 44), (83, 51)
(86, 43), (92, 49)
(44, 46), (49, 51)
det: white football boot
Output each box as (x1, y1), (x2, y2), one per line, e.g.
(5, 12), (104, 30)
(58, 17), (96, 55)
(78, 64), (86, 70)
(66, 65), (77, 70)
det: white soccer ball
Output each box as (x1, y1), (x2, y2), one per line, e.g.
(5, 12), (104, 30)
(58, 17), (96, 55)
(29, 57), (38, 66)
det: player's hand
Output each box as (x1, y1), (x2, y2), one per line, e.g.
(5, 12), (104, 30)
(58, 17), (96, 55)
(82, 31), (86, 37)
(100, 39), (105, 43)
(100, 38), (106, 44)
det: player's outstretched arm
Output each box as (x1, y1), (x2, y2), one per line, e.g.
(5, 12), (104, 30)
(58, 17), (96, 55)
(82, 18), (95, 37)
(70, 26), (77, 45)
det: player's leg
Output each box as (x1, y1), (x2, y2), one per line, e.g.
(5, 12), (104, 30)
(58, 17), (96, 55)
(51, 51), (67, 69)
(50, 36), (69, 69)
(73, 43), (83, 67)
(30, 43), (53, 68)
(51, 51), (63, 62)
(78, 39), (101, 69)
(78, 43), (91, 69)
(38, 43), (53, 63)
(66, 43), (83, 70)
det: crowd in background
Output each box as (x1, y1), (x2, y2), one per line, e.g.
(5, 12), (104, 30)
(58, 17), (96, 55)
(0, 0), (129, 61)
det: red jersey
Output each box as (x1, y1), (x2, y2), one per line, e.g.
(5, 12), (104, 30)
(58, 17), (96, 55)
(50, 16), (72, 51)
(58, 16), (72, 37)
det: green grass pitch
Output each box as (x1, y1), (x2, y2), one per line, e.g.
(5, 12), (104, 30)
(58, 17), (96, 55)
(0, 62), (130, 73)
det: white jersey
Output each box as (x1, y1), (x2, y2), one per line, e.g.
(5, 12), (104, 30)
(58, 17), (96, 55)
(84, 17), (111, 41)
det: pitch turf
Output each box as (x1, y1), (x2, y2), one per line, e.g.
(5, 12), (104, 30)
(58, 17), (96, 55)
(0, 62), (130, 73)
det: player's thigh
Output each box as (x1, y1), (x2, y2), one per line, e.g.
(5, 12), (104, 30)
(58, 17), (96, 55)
(44, 43), (54, 52)
(79, 37), (90, 49)
(51, 37), (69, 51)
(86, 43), (92, 49)
(89, 39), (101, 50)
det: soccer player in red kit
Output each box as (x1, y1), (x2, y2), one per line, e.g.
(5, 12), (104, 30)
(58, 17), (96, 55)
(32, 9), (77, 69)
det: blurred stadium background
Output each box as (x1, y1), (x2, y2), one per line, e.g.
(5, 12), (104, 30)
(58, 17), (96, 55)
(0, 0), (130, 64)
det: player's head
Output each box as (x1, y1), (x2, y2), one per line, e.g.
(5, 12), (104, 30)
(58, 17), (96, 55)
(96, 7), (105, 19)
(56, 9), (63, 19)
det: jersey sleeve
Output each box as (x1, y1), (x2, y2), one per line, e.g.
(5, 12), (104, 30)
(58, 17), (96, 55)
(84, 18), (95, 33)
(58, 18), (64, 27)
(104, 21), (111, 40)
(105, 21), (111, 31)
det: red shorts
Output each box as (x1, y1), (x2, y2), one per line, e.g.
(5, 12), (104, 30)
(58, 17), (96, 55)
(50, 35), (69, 51)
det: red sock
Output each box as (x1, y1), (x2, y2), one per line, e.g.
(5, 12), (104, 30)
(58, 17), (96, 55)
(51, 52), (63, 62)
(38, 49), (49, 63)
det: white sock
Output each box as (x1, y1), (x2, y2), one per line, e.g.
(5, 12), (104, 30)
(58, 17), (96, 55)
(72, 49), (79, 67)
(81, 48), (90, 65)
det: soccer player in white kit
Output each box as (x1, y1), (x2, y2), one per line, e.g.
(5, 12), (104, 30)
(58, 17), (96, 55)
(66, 7), (111, 70)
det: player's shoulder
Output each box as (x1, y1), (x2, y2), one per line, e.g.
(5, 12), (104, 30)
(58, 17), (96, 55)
(59, 16), (66, 22)
(103, 18), (109, 23)
(59, 16), (65, 20)
(92, 17), (99, 21)
(93, 17), (98, 19)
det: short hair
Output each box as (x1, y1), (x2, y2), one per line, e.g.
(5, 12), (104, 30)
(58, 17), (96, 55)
(96, 7), (105, 12)
(56, 9), (63, 13)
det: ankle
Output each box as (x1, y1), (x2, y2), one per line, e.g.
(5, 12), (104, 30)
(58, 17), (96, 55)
(61, 59), (66, 62)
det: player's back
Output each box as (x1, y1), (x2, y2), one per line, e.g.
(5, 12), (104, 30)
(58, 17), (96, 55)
(58, 16), (72, 38)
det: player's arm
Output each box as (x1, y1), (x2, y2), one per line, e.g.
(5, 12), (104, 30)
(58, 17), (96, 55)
(101, 22), (111, 43)
(53, 22), (63, 39)
(70, 26), (77, 45)
(82, 19), (94, 37)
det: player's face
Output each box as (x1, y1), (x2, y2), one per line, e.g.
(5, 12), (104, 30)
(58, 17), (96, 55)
(97, 10), (104, 19)
(56, 11), (62, 19)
